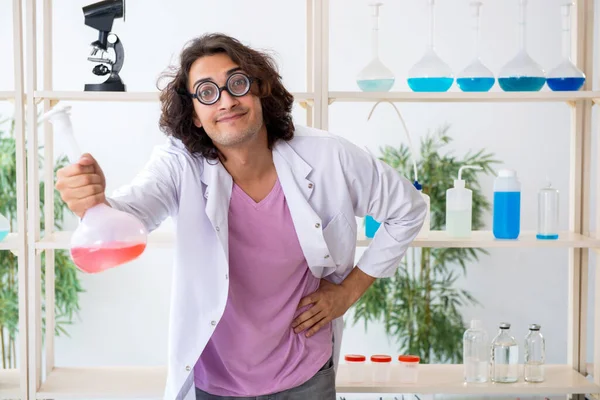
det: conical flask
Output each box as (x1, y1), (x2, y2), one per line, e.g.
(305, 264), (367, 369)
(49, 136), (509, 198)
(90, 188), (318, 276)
(356, 2), (395, 92)
(547, 2), (585, 91)
(407, 0), (454, 92)
(42, 105), (148, 274)
(0, 213), (9, 242)
(457, 1), (495, 92)
(498, 0), (546, 91)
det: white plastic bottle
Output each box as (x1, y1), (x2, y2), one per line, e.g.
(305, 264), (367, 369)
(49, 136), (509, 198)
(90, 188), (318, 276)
(446, 165), (482, 237)
(414, 181), (430, 238)
(463, 319), (489, 383)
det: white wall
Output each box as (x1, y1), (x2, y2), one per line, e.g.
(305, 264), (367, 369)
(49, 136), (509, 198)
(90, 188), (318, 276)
(0, 0), (598, 385)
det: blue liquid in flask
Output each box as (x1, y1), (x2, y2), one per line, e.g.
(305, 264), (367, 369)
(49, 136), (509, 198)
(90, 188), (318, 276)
(357, 79), (395, 92)
(493, 192), (521, 239)
(457, 77), (495, 92)
(536, 233), (559, 240)
(547, 77), (585, 91)
(498, 76), (546, 92)
(407, 77), (454, 92)
(365, 216), (381, 238)
(0, 231), (8, 242)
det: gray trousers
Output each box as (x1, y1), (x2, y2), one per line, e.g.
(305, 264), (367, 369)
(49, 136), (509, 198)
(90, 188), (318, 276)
(195, 358), (336, 400)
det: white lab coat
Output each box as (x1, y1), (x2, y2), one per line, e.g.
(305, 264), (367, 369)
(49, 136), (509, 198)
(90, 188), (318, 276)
(106, 124), (427, 400)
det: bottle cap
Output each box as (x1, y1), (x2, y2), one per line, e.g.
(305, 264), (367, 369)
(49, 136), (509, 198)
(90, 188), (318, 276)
(498, 169), (516, 178)
(499, 322), (511, 329)
(529, 324), (541, 331)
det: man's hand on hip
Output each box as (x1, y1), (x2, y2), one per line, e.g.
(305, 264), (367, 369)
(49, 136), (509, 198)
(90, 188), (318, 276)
(292, 266), (376, 338)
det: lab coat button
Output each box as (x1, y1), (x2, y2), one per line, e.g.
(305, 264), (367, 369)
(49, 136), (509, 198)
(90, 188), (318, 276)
(324, 254), (330, 259)
(215, 226), (220, 232)
(308, 183), (313, 189)
(211, 320), (216, 326)
(225, 274), (229, 280)
(315, 223), (320, 228)
(185, 365), (191, 372)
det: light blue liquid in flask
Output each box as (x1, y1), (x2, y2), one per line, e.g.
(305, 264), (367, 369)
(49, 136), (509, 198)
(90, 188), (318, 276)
(457, 77), (495, 92)
(493, 169), (521, 240)
(457, 1), (495, 92)
(407, 0), (454, 93)
(357, 78), (395, 92)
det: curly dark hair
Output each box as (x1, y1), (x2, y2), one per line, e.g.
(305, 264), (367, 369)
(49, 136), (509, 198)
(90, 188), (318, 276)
(157, 33), (295, 160)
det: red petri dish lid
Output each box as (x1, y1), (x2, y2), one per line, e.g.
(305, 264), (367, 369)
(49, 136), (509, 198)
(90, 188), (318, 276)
(371, 355), (392, 363)
(344, 354), (366, 362)
(398, 355), (421, 363)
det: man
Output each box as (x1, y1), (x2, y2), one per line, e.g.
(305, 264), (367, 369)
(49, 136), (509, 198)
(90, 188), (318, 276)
(55, 33), (426, 400)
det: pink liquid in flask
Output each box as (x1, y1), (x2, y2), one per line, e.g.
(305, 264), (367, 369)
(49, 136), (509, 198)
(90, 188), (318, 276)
(70, 241), (146, 274)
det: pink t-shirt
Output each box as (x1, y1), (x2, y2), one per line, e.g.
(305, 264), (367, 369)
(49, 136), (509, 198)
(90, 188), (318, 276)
(194, 178), (333, 396)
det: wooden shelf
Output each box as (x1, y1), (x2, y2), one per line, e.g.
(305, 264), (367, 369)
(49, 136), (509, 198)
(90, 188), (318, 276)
(336, 364), (600, 395)
(0, 369), (21, 400)
(0, 233), (21, 252)
(33, 91), (313, 103)
(37, 367), (166, 399)
(329, 90), (600, 103)
(36, 231), (174, 250)
(37, 230), (599, 251)
(34, 364), (600, 398)
(358, 230), (600, 248)
(0, 91), (16, 101)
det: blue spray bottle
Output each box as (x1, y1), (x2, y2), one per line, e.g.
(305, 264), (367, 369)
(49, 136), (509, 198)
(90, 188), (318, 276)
(493, 169), (521, 239)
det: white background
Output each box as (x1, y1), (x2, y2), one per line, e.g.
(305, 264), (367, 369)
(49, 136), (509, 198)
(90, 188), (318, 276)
(0, 0), (598, 387)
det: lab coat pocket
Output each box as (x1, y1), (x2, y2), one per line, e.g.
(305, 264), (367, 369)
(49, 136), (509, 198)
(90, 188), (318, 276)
(322, 212), (355, 269)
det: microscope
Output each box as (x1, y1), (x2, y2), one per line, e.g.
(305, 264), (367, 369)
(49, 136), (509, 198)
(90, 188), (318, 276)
(82, 0), (126, 91)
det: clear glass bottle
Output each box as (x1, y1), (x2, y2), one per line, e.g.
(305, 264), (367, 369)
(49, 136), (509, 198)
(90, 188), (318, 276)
(457, 1), (495, 92)
(536, 180), (559, 240)
(356, 2), (395, 92)
(524, 324), (545, 382)
(490, 322), (519, 383)
(463, 319), (489, 383)
(407, 0), (454, 92)
(498, 0), (546, 92)
(547, 2), (586, 91)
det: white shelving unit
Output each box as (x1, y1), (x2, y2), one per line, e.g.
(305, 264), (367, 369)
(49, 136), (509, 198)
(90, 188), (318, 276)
(16, 0), (600, 399)
(1, 1), (29, 400)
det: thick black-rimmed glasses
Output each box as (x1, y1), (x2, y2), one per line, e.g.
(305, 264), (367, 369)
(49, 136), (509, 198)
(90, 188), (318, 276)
(189, 73), (255, 105)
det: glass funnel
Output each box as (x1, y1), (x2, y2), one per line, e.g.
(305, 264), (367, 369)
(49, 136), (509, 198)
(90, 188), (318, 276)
(547, 2), (585, 91)
(498, 0), (546, 91)
(356, 2), (395, 92)
(407, 0), (454, 92)
(457, 1), (495, 92)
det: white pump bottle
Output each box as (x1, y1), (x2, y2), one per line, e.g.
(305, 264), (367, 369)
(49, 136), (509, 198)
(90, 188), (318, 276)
(445, 165), (482, 238)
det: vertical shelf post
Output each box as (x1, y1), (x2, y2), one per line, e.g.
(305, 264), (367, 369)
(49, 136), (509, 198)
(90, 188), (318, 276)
(25, 0), (43, 396)
(12, 0), (29, 398)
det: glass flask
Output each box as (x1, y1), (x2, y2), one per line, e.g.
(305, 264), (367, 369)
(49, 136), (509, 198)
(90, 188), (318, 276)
(457, 1), (495, 92)
(42, 105), (148, 274)
(524, 324), (546, 382)
(490, 322), (519, 383)
(356, 2), (395, 92)
(547, 2), (585, 91)
(0, 213), (9, 242)
(498, 0), (546, 91)
(407, 0), (454, 92)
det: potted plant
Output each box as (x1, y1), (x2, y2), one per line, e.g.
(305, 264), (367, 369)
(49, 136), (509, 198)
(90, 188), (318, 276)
(0, 114), (84, 368)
